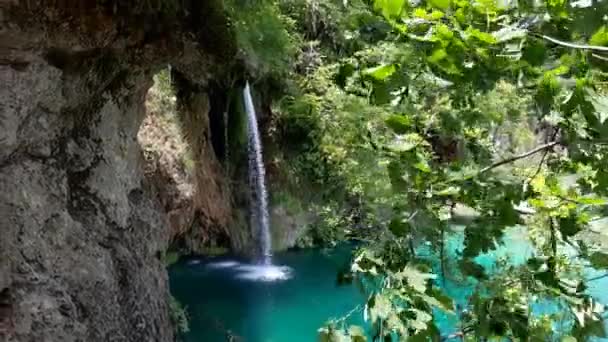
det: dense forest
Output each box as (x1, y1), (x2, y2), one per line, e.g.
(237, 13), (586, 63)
(220, 0), (608, 340)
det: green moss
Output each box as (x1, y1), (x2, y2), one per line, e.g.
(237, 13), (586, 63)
(271, 190), (304, 215)
(163, 251), (181, 267)
(199, 246), (230, 256)
(182, 150), (195, 173)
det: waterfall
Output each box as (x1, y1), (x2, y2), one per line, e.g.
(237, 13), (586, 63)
(243, 82), (272, 265)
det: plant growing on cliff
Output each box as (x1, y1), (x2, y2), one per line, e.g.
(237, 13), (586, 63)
(169, 295), (190, 335)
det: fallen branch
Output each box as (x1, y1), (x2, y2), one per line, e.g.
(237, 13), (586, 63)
(480, 141), (560, 174)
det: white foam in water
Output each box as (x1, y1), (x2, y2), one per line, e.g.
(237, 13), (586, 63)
(201, 260), (293, 282)
(205, 261), (240, 269)
(234, 264), (293, 282)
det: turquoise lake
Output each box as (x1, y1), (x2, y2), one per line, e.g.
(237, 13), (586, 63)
(169, 245), (364, 342)
(169, 227), (608, 342)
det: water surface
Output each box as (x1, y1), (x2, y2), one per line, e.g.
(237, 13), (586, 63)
(170, 245), (364, 342)
(170, 228), (608, 341)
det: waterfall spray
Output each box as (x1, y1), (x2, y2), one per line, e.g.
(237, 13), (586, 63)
(243, 82), (272, 265)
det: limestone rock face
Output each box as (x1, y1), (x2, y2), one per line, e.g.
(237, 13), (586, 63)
(0, 2), (237, 341)
(0, 57), (173, 342)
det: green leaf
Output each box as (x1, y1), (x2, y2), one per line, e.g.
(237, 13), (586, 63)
(385, 115), (411, 134)
(369, 294), (392, 323)
(460, 259), (486, 279)
(428, 0), (450, 10)
(577, 197), (607, 205)
(408, 308), (433, 331)
(389, 217), (411, 237)
(572, 316), (607, 339)
(389, 141), (416, 152)
(373, 0), (406, 19)
(466, 27), (497, 44)
(335, 63), (356, 88)
(437, 206), (451, 221)
(435, 23), (454, 41)
(571, 298), (607, 338)
(370, 83), (391, 104)
(327, 329), (350, 342)
(447, 166), (479, 181)
(589, 252), (608, 269)
(587, 88), (608, 125)
(396, 265), (436, 292)
(523, 39), (547, 66)
(388, 133), (426, 152)
(414, 159), (431, 173)
(318, 327), (332, 342)
(559, 216), (583, 238)
(435, 186), (460, 196)
(562, 335), (577, 342)
(428, 48), (448, 63)
(388, 161), (407, 191)
(429, 288), (454, 311)
(413, 7), (428, 18)
(590, 26), (608, 47)
(429, 10), (445, 20)
(363, 64), (397, 81)
(435, 59), (462, 75)
(386, 311), (408, 336)
(352, 250), (385, 274)
(348, 326), (367, 342)
(409, 323), (441, 342)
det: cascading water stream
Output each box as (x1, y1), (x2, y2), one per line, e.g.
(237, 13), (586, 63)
(243, 82), (272, 266)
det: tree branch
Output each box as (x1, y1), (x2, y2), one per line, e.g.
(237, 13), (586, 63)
(515, 206), (536, 215)
(480, 141), (560, 174)
(592, 53), (608, 62)
(587, 273), (608, 282)
(526, 128), (559, 184)
(540, 35), (608, 52)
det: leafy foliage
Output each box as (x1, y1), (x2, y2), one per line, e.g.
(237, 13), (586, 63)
(232, 0), (608, 339)
(224, 0), (300, 77)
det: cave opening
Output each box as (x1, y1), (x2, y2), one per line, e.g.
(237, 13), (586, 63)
(207, 83), (228, 163)
(0, 287), (12, 336)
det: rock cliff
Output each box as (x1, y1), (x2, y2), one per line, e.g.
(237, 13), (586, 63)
(0, 1), (241, 340)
